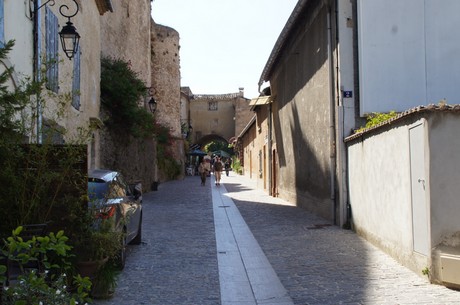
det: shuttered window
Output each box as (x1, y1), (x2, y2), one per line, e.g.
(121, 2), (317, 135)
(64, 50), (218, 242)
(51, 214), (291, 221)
(0, 0), (4, 47)
(46, 7), (59, 93)
(72, 45), (81, 109)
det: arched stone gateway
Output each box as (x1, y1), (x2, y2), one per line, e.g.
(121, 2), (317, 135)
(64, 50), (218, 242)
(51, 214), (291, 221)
(184, 88), (253, 151)
(196, 134), (228, 149)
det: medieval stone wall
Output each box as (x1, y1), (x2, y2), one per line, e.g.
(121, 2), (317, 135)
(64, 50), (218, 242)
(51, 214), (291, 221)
(98, 0), (158, 189)
(151, 21), (185, 180)
(151, 22), (181, 138)
(100, 0), (152, 85)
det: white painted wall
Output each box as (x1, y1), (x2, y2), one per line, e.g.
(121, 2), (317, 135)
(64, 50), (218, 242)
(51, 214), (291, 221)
(428, 114), (460, 247)
(336, 0), (355, 226)
(357, 0), (460, 115)
(348, 125), (414, 262)
(348, 112), (460, 283)
(4, 1), (34, 81)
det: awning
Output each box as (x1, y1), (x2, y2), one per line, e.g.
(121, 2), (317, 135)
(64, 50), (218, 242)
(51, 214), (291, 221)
(249, 95), (272, 107)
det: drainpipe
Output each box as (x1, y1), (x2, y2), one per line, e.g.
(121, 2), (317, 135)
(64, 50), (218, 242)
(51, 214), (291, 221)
(33, 0), (42, 144)
(327, 7), (337, 224)
(267, 101), (273, 196)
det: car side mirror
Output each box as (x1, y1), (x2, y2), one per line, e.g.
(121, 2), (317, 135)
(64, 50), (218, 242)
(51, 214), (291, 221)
(132, 182), (142, 200)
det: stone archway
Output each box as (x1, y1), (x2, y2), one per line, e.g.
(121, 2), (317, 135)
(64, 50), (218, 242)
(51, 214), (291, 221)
(196, 134), (228, 148)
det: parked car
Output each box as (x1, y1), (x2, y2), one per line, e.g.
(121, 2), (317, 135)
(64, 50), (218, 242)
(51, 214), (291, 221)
(88, 169), (142, 269)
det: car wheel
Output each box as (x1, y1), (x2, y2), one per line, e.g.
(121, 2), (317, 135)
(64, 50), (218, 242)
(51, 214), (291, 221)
(114, 233), (126, 270)
(130, 215), (142, 245)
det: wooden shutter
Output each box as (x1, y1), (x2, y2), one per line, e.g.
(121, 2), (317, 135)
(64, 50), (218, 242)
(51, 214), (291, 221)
(0, 0), (4, 47)
(72, 45), (81, 109)
(46, 7), (59, 93)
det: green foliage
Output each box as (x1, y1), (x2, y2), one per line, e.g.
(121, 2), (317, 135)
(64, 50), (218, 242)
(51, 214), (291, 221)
(0, 42), (89, 239)
(422, 267), (430, 277)
(101, 57), (154, 138)
(204, 141), (233, 156)
(91, 261), (119, 299)
(231, 156), (243, 175)
(153, 123), (181, 180)
(73, 217), (122, 262)
(355, 111), (399, 133)
(0, 227), (92, 305)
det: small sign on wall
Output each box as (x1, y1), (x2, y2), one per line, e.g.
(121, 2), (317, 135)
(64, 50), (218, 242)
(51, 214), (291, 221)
(343, 91), (353, 98)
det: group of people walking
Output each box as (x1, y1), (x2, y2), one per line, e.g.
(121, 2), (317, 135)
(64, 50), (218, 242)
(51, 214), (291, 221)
(198, 156), (231, 186)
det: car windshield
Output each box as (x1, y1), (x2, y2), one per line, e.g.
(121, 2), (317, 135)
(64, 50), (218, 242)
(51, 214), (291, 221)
(88, 181), (109, 201)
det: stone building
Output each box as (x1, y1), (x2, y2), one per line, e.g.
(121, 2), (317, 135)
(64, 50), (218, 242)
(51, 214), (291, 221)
(2, 0), (104, 169)
(184, 88), (252, 149)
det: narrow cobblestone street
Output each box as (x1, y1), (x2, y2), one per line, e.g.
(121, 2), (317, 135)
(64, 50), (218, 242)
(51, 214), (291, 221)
(95, 173), (460, 305)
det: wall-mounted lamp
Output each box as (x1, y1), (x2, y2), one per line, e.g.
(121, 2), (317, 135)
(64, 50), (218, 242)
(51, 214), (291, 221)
(36, 0), (81, 60)
(146, 87), (157, 114)
(148, 97), (157, 114)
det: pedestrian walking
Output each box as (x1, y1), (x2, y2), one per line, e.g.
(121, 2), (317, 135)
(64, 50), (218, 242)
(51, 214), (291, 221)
(198, 159), (208, 186)
(213, 157), (223, 186)
(224, 159), (231, 176)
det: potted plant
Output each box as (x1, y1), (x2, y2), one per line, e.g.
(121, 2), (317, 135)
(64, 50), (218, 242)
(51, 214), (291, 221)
(90, 260), (120, 299)
(74, 217), (122, 275)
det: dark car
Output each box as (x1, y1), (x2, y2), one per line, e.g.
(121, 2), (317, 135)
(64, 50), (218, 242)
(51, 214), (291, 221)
(88, 169), (142, 269)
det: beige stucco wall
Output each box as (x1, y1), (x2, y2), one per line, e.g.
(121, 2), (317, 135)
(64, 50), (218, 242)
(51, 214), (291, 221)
(234, 94), (253, 139)
(241, 106), (271, 192)
(39, 2), (102, 169)
(190, 97), (236, 143)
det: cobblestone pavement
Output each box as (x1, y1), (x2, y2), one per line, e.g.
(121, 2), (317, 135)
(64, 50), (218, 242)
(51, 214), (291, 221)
(95, 175), (220, 305)
(95, 173), (460, 305)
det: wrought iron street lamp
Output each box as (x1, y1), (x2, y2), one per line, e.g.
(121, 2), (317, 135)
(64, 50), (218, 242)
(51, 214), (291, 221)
(148, 97), (157, 114)
(36, 0), (81, 60)
(59, 16), (80, 60)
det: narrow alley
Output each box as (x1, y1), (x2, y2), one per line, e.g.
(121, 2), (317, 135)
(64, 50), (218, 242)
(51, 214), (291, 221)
(95, 173), (460, 305)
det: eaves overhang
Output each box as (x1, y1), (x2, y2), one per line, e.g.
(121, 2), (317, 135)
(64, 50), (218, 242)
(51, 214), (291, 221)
(95, 0), (114, 15)
(345, 104), (460, 142)
(249, 95), (272, 111)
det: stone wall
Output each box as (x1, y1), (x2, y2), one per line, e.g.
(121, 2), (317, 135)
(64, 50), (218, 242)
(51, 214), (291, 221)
(98, 0), (158, 189)
(100, 129), (156, 191)
(151, 21), (185, 180)
(151, 22), (181, 138)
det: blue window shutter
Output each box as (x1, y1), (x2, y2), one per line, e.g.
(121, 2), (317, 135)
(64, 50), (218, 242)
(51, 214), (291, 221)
(72, 46), (81, 110)
(0, 0), (4, 47)
(46, 7), (59, 92)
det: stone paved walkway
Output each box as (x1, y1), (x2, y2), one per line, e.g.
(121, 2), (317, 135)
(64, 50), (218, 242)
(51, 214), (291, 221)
(95, 173), (460, 305)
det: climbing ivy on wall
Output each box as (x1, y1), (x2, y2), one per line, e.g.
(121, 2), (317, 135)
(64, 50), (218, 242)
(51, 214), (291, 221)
(101, 57), (153, 138)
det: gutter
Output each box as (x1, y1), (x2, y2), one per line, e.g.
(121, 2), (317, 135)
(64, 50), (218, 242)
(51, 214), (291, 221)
(33, 0), (42, 144)
(327, 7), (337, 224)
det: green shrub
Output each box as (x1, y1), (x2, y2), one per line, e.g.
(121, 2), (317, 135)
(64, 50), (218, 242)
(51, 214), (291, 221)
(355, 111), (399, 133)
(101, 57), (153, 138)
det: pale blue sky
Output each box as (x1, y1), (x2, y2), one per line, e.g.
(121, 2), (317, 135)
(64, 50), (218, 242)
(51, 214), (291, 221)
(151, 0), (298, 99)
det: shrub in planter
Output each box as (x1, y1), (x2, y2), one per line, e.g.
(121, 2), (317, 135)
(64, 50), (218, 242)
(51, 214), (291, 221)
(0, 226), (92, 305)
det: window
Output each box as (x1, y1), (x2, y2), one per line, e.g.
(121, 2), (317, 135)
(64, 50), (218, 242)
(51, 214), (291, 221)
(72, 45), (81, 109)
(0, 0), (4, 47)
(208, 101), (218, 111)
(46, 7), (59, 93)
(42, 120), (64, 144)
